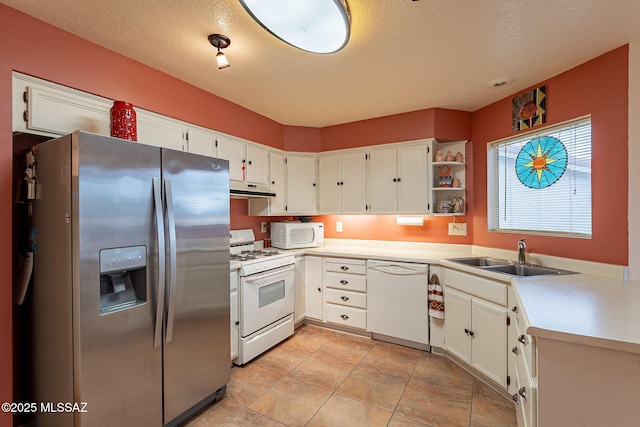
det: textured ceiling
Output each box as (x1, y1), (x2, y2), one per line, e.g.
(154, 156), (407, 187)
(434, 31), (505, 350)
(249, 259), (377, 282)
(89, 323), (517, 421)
(2, 0), (640, 127)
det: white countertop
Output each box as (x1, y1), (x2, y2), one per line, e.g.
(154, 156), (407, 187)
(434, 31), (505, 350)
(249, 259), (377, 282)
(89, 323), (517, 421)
(232, 239), (638, 354)
(513, 274), (640, 354)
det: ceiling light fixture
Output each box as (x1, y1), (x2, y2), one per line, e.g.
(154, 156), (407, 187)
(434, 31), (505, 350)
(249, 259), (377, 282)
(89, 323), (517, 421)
(486, 77), (515, 88)
(240, 0), (351, 54)
(208, 34), (231, 69)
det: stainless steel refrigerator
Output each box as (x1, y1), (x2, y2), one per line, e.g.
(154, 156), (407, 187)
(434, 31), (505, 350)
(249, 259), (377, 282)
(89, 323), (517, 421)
(28, 131), (231, 426)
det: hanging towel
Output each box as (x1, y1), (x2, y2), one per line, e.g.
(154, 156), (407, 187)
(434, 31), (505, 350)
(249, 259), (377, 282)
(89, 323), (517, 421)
(428, 273), (445, 319)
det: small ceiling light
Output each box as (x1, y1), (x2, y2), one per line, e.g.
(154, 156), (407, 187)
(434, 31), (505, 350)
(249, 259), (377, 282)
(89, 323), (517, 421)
(486, 77), (515, 88)
(240, 0), (351, 54)
(208, 34), (231, 69)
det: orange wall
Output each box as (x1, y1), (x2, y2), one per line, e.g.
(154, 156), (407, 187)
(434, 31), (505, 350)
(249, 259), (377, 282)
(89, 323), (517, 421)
(472, 46), (628, 265)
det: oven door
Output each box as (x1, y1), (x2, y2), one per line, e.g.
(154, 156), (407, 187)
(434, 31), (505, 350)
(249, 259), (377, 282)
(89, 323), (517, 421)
(240, 264), (295, 337)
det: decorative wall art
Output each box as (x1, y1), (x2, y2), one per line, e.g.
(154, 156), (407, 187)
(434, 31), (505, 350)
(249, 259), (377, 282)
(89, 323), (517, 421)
(515, 135), (568, 189)
(512, 86), (546, 131)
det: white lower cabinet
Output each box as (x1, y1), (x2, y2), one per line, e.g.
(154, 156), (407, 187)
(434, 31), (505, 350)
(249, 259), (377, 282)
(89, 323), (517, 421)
(293, 255), (306, 325)
(444, 269), (509, 389)
(230, 269), (239, 361)
(304, 256), (324, 321)
(323, 258), (367, 330)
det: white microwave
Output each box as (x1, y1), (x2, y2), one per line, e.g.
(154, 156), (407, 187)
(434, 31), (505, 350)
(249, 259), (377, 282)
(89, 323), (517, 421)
(270, 222), (324, 249)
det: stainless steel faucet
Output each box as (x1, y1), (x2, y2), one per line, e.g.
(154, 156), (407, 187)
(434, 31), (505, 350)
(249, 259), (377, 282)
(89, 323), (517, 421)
(517, 239), (527, 264)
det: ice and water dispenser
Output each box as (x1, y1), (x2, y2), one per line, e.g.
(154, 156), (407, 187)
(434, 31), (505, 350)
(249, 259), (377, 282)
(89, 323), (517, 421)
(99, 246), (147, 314)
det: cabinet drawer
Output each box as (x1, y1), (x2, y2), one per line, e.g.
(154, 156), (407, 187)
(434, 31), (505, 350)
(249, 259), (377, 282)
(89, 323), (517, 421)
(325, 288), (367, 309)
(325, 258), (367, 275)
(445, 269), (507, 306)
(324, 272), (367, 292)
(325, 304), (367, 329)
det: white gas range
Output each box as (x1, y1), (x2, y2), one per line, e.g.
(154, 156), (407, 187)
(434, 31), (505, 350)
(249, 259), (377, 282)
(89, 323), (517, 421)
(230, 229), (295, 365)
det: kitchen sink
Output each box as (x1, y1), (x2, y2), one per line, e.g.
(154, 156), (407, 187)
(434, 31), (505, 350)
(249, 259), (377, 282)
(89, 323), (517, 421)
(447, 257), (513, 267)
(483, 264), (575, 277)
(448, 257), (576, 276)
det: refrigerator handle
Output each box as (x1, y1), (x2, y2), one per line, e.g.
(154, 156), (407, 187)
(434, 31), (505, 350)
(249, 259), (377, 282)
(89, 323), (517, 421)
(164, 178), (178, 343)
(152, 178), (166, 349)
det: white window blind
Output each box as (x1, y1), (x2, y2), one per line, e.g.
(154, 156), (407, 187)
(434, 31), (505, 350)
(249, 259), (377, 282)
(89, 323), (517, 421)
(489, 117), (592, 237)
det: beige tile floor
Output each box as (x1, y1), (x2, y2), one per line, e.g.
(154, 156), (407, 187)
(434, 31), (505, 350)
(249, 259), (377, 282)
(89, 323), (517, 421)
(186, 325), (517, 427)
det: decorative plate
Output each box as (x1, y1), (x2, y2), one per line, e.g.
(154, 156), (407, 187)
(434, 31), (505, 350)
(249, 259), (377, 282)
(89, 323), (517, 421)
(515, 136), (568, 189)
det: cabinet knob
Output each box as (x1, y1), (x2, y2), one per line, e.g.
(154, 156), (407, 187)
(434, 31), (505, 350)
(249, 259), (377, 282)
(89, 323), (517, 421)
(340, 181), (344, 185)
(393, 178), (397, 182)
(313, 183), (316, 187)
(397, 178), (402, 182)
(518, 334), (528, 345)
(340, 296), (349, 301)
(512, 306), (519, 313)
(235, 321), (239, 325)
(340, 314), (349, 320)
(339, 280), (349, 285)
(512, 346), (519, 355)
(248, 160), (252, 165)
(317, 287), (321, 292)
(337, 181), (341, 186)
(469, 330), (475, 337)
(272, 181), (275, 185)
(464, 328), (470, 335)
(518, 387), (527, 400)
(340, 266), (349, 271)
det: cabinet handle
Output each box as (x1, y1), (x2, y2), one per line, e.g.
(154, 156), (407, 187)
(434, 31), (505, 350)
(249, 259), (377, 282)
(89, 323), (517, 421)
(512, 346), (519, 355)
(518, 387), (527, 400)
(518, 334), (528, 345)
(340, 266), (349, 271)
(512, 306), (519, 313)
(340, 296), (349, 301)
(339, 280), (349, 285)
(512, 393), (519, 403)
(464, 328), (470, 335)
(340, 314), (349, 320)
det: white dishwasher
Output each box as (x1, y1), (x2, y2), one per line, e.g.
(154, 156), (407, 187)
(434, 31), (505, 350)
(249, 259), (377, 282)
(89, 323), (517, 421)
(367, 260), (429, 347)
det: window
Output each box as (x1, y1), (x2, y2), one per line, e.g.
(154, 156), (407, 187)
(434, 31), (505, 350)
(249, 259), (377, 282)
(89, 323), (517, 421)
(488, 117), (592, 238)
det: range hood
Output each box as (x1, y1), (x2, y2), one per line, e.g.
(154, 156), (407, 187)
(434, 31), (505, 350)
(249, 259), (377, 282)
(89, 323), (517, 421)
(229, 182), (275, 198)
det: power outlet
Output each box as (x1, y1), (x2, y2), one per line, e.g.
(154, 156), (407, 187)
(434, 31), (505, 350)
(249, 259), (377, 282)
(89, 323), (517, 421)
(336, 221), (343, 232)
(448, 222), (467, 236)
(261, 222), (268, 233)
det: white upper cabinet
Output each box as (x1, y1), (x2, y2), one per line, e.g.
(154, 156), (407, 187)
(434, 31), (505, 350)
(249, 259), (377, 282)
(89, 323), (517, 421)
(285, 154), (317, 215)
(216, 134), (246, 182)
(186, 127), (218, 157)
(318, 150), (367, 214)
(217, 134), (270, 189)
(136, 110), (184, 150)
(267, 151), (286, 214)
(248, 150), (286, 216)
(13, 73), (111, 137)
(245, 144), (269, 186)
(368, 142), (429, 213)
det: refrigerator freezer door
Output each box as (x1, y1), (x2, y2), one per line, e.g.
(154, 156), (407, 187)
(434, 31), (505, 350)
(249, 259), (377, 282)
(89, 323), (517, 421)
(161, 148), (231, 424)
(76, 134), (164, 426)
(31, 132), (164, 426)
